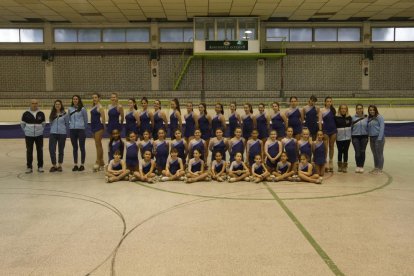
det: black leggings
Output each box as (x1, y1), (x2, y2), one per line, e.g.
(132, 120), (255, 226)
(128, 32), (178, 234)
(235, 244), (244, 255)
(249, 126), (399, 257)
(336, 140), (351, 162)
(70, 129), (86, 164)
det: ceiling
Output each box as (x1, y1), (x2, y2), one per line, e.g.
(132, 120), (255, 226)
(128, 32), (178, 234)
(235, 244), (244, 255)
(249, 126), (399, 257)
(0, 0), (413, 24)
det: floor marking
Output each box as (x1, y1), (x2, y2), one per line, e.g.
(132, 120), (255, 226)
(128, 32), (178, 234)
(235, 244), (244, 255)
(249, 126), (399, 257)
(134, 171), (392, 201)
(281, 171), (393, 200)
(134, 182), (274, 201)
(264, 182), (345, 276)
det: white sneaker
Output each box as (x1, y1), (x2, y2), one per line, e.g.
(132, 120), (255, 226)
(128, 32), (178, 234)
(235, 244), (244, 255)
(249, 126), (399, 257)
(161, 176), (170, 182)
(37, 167), (44, 173)
(355, 167), (360, 173)
(369, 168), (378, 174)
(229, 177), (236, 183)
(25, 167), (33, 174)
(244, 177), (250, 182)
(360, 167), (364, 173)
(179, 176), (185, 181)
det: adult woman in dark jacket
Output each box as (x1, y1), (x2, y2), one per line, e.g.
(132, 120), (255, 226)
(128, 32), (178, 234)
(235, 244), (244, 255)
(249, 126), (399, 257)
(335, 104), (352, 173)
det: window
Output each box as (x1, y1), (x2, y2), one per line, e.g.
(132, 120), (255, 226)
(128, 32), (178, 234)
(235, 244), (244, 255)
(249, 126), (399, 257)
(78, 29), (100, 42)
(266, 28), (289, 42)
(126, 28), (149, 42)
(54, 28), (149, 43)
(103, 29), (125, 42)
(395, 27), (414, 42)
(290, 28), (312, 42)
(266, 27), (361, 42)
(0, 28), (43, 43)
(54, 29), (77, 42)
(338, 28), (360, 42)
(314, 28), (337, 41)
(160, 28), (193, 42)
(372, 28), (394, 42)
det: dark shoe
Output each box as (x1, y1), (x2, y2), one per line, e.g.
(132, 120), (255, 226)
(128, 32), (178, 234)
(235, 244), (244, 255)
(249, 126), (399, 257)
(72, 165), (79, 171)
(78, 165), (85, 171)
(49, 167), (57, 173)
(57, 166), (62, 172)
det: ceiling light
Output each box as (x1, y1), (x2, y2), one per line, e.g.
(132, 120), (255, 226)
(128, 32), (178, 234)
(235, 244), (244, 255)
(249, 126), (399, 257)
(244, 30), (252, 34)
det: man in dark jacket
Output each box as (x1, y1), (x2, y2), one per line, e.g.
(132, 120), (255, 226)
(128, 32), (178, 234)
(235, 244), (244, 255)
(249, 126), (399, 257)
(21, 99), (46, 173)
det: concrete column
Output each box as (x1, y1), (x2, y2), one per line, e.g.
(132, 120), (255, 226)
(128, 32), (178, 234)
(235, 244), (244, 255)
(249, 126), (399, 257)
(257, 59), (265, 90)
(150, 22), (159, 91)
(151, 59), (159, 91)
(362, 58), (370, 90)
(45, 61), (54, 91)
(362, 22), (371, 91)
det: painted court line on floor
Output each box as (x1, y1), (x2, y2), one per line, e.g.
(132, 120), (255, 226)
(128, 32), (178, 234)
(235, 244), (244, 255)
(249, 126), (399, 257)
(264, 182), (345, 276)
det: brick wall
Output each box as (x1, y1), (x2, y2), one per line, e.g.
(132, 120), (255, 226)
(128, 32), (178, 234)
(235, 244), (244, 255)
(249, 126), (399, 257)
(371, 52), (414, 90)
(0, 52), (413, 94)
(53, 55), (151, 92)
(0, 56), (45, 91)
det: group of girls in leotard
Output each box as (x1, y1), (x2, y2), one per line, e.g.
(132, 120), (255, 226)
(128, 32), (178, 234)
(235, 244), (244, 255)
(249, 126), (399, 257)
(45, 93), (385, 184)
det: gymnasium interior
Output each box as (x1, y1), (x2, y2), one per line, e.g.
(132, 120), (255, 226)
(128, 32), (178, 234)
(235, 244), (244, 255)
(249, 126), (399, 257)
(0, 0), (413, 275)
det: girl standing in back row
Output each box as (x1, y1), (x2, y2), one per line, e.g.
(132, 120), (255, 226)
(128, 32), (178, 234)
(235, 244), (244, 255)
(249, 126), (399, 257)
(139, 97), (153, 138)
(124, 98), (139, 136)
(184, 102), (198, 143)
(241, 103), (256, 141)
(351, 104), (368, 173)
(69, 95), (88, 172)
(107, 92), (124, 135)
(319, 96), (337, 172)
(212, 103), (226, 138)
(335, 104), (352, 173)
(91, 93), (106, 172)
(153, 100), (168, 140)
(286, 96), (303, 141)
(303, 95), (319, 140)
(228, 102), (241, 138)
(368, 105), (385, 175)
(270, 102), (286, 140)
(169, 98), (182, 139)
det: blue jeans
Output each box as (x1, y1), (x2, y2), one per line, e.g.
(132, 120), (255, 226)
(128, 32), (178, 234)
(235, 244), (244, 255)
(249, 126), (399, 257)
(352, 135), (368, 167)
(370, 136), (385, 170)
(70, 129), (86, 164)
(49, 134), (66, 165)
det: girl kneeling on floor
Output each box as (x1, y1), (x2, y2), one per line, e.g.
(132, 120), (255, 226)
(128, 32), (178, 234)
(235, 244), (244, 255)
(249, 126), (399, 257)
(228, 152), (250, 183)
(210, 151), (227, 182)
(161, 148), (185, 181)
(251, 154), (271, 183)
(130, 150), (156, 183)
(297, 153), (322, 184)
(105, 150), (130, 183)
(186, 149), (209, 183)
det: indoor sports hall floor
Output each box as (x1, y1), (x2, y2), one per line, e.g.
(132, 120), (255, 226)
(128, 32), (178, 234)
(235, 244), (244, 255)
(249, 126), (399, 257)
(0, 138), (413, 276)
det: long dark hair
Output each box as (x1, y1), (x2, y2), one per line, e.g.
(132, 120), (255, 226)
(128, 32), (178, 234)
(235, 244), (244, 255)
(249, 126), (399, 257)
(324, 96), (336, 115)
(50, 99), (65, 121)
(368, 105), (379, 118)
(172, 98), (181, 114)
(216, 103), (224, 115)
(200, 103), (207, 114)
(129, 98), (138, 110)
(244, 103), (253, 114)
(92, 93), (101, 107)
(108, 129), (124, 156)
(155, 100), (162, 110)
(71, 95), (84, 112)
